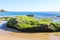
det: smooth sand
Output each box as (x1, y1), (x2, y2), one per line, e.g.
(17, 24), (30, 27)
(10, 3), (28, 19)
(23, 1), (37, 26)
(0, 30), (49, 40)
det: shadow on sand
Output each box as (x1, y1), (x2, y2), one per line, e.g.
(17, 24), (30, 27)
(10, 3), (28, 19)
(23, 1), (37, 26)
(0, 23), (21, 33)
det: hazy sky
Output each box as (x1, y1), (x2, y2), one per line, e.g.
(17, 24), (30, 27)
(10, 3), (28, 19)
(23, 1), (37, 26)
(0, 0), (60, 11)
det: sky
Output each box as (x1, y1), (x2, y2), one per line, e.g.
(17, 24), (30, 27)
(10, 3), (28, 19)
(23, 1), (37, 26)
(0, 0), (60, 11)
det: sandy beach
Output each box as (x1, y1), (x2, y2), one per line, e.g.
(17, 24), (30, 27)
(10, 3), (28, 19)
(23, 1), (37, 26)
(0, 30), (49, 40)
(0, 21), (60, 40)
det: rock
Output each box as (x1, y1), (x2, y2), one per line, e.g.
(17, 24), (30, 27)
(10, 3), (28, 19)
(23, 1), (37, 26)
(6, 16), (60, 32)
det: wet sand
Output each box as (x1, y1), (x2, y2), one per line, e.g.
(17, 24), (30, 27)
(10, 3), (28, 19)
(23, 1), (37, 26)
(0, 21), (60, 40)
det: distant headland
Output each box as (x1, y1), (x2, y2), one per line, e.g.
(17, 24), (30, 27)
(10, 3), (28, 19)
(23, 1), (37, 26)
(0, 9), (7, 12)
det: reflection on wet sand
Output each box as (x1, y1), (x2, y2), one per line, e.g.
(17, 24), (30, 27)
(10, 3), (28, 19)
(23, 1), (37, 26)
(0, 21), (60, 40)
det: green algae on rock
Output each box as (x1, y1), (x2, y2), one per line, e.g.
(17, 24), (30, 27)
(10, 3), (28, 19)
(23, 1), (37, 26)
(6, 16), (60, 32)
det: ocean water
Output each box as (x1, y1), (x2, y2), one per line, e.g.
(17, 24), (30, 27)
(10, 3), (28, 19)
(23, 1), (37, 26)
(0, 12), (60, 17)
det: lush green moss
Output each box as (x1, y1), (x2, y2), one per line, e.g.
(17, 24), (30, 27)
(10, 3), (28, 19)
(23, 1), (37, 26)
(0, 17), (11, 21)
(51, 22), (60, 31)
(7, 16), (40, 29)
(39, 18), (53, 24)
(6, 16), (60, 32)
